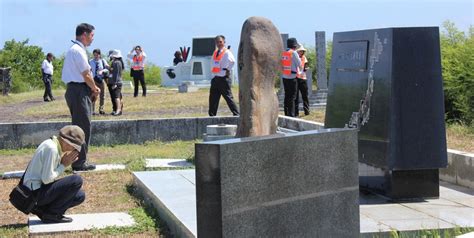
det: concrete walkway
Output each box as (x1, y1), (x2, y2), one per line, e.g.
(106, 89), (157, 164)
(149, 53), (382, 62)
(145, 158), (193, 169)
(2, 164), (126, 179)
(133, 170), (474, 237)
(29, 212), (135, 235)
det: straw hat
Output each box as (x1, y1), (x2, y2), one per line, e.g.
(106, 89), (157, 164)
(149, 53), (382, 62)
(297, 44), (307, 52)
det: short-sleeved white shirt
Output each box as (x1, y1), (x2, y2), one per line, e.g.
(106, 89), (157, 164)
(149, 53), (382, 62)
(61, 41), (91, 83)
(41, 59), (54, 75)
(212, 49), (235, 77)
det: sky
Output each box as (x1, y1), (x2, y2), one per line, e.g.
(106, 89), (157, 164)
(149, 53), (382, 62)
(1, 0), (472, 67)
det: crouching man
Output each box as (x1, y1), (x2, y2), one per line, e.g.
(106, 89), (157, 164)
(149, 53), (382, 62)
(23, 125), (86, 223)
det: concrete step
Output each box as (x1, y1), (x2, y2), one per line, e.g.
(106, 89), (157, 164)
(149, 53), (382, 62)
(145, 158), (193, 169)
(29, 212), (135, 235)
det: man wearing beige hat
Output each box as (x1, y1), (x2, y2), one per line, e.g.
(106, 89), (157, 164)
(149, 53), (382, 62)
(21, 125), (86, 223)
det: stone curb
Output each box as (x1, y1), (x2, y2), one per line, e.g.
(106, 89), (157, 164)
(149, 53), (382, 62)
(440, 149), (474, 189)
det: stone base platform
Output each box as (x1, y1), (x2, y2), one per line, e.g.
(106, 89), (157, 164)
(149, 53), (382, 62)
(133, 170), (474, 238)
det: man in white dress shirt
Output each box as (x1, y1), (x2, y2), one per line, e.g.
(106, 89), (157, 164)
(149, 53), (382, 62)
(41, 53), (55, 102)
(208, 35), (239, 116)
(61, 23), (99, 171)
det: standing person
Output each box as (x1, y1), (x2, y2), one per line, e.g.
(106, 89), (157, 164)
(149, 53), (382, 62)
(107, 49), (124, 116)
(173, 50), (184, 66)
(22, 125), (86, 223)
(41, 53), (55, 102)
(128, 45), (147, 97)
(208, 35), (239, 116)
(61, 23), (99, 171)
(295, 45), (310, 116)
(89, 49), (109, 115)
(281, 38), (301, 117)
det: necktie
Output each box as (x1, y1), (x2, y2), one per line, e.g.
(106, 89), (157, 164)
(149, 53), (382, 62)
(216, 49), (221, 57)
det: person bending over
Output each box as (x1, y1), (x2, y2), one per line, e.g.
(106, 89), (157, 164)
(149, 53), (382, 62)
(23, 125), (86, 223)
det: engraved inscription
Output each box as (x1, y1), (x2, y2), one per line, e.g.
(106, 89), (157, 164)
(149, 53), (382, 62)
(336, 41), (369, 72)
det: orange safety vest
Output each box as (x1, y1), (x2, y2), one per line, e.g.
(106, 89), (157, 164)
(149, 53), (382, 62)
(297, 55), (307, 79)
(211, 48), (227, 73)
(281, 49), (294, 76)
(132, 55), (144, 70)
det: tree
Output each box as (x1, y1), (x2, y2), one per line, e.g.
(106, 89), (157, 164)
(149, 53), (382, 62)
(440, 21), (474, 125)
(0, 39), (45, 92)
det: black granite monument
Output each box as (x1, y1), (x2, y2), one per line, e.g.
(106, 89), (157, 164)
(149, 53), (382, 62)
(325, 27), (447, 200)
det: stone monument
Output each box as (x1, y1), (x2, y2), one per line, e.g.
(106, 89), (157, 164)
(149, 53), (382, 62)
(315, 31), (328, 90)
(325, 27), (447, 199)
(195, 128), (360, 237)
(236, 17), (281, 137)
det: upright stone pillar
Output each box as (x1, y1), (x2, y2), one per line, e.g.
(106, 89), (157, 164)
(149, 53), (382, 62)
(236, 17), (281, 137)
(315, 31), (328, 91)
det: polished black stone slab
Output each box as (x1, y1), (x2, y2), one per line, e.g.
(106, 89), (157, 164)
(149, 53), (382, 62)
(325, 27), (447, 199)
(195, 129), (359, 237)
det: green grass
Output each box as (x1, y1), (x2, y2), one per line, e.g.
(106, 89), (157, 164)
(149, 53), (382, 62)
(0, 224), (28, 238)
(89, 140), (197, 171)
(0, 89), (55, 105)
(446, 123), (474, 152)
(90, 181), (170, 236)
(0, 148), (35, 156)
(90, 207), (159, 236)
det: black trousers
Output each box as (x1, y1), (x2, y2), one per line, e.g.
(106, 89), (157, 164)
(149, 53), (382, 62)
(42, 73), (54, 100)
(283, 78), (297, 117)
(132, 69), (146, 97)
(65, 83), (91, 167)
(35, 175), (85, 215)
(107, 84), (122, 112)
(208, 76), (239, 116)
(295, 77), (310, 116)
(92, 79), (105, 112)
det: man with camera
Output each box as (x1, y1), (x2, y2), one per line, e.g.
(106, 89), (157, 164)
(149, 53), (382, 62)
(89, 48), (109, 115)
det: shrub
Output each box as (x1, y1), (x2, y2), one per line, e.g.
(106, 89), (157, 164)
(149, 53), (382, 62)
(441, 21), (474, 125)
(0, 39), (45, 93)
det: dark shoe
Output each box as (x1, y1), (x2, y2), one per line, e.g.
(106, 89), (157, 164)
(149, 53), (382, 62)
(92, 112), (98, 116)
(50, 97), (55, 101)
(43, 98), (50, 102)
(72, 163), (96, 171)
(99, 110), (105, 115)
(31, 207), (43, 219)
(41, 214), (73, 224)
(305, 111), (310, 116)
